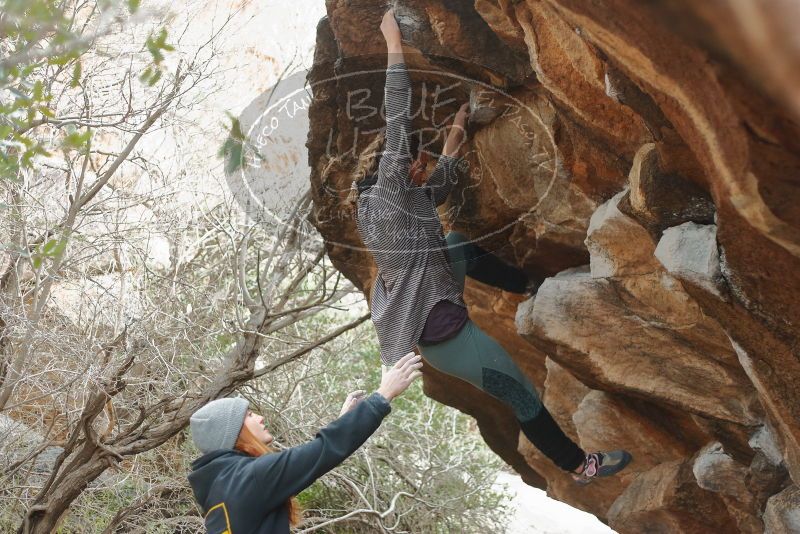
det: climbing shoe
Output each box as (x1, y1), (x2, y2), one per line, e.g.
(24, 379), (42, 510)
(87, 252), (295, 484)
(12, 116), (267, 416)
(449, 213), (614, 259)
(572, 450), (632, 485)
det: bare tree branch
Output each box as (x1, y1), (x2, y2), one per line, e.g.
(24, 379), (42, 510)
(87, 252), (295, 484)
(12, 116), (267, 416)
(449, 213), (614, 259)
(254, 313), (369, 378)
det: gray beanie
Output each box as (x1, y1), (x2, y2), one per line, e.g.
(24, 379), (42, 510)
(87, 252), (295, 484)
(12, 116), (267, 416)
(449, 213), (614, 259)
(190, 397), (249, 454)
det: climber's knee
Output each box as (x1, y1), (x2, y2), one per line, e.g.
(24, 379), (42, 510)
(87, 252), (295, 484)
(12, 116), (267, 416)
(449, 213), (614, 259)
(481, 367), (542, 421)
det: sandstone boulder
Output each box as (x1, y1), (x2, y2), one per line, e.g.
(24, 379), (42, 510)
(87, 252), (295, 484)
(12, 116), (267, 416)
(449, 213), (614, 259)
(693, 442), (762, 533)
(654, 222), (722, 296)
(764, 485), (800, 534)
(585, 189), (660, 277)
(306, 1), (800, 531)
(608, 459), (737, 533)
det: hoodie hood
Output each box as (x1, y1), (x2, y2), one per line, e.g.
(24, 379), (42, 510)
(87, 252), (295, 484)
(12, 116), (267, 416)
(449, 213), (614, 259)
(188, 449), (245, 509)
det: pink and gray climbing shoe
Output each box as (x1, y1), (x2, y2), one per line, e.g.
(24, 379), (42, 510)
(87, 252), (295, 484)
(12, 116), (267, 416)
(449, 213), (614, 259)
(572, 450), (632, 485)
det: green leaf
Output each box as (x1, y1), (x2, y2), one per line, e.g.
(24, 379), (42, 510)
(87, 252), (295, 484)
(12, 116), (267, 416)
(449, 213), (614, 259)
(49, 55), (71, 67)
(139, 67), (152, 83)
(0, 159), (21, 181)
(32, 238), (67, 269)
(42, 239), (58, 255)
(38, 105), (55, 118)
(62, 129), (91, 150)
(220, 116), (245, 174)
(128, 0), (141, 13)
(223, 141), (243, 174)
(50, 238), (67, 258)
(144, 28), (172, 66)
(32, 80), (44, 100)
(70, 60), (82, 87)
(19, 135), (35, 148)
(229, 116), (244, 141)
(35, 143), (50, 156)
(148, 69), (162, 86)
(156, 28), (169, 46)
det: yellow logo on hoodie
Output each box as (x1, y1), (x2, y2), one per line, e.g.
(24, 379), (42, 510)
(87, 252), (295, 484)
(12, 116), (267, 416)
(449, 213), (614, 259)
(205, 502), (232, 533)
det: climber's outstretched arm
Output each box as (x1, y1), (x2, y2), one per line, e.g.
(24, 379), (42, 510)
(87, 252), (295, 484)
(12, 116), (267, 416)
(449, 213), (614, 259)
(378, 9), (413, 190)
(425, 103), (469, 205)
(381, 8), (404, 67)
(442, 103), (469, 158)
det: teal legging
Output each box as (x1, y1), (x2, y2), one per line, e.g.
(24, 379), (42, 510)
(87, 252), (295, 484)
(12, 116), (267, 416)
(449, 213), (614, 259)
(418, 232), (543, 422)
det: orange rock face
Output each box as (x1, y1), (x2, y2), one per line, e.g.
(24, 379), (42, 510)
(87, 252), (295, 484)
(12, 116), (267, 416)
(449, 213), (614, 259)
(307, 1), (799, 531)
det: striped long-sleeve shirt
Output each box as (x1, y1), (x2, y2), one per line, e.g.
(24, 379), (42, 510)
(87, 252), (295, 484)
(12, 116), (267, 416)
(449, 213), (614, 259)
(355, 62), (467, 366)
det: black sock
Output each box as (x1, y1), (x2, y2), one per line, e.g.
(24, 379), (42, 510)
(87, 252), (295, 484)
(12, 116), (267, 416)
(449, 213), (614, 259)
(519, 408), (585, 472)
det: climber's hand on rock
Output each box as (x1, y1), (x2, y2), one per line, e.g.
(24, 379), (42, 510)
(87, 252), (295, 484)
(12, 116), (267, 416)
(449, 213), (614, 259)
(381, 9), (402, 46)
(454, 103), (470, 128)
(443, 103), (470, 157)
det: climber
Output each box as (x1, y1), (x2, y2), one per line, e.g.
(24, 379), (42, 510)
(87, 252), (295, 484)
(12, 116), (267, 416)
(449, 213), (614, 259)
(349, 8), (632, 484)
(187, 352), (423, 533)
